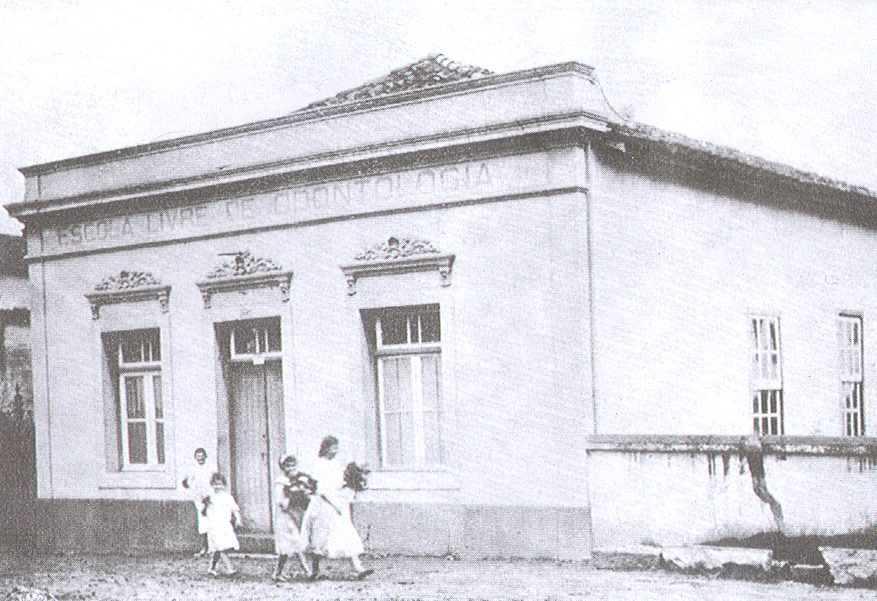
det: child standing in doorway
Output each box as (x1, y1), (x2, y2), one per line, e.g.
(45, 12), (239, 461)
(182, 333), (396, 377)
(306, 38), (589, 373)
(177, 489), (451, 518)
(204, 473), (241, 577)
(182, 447), (214, 557)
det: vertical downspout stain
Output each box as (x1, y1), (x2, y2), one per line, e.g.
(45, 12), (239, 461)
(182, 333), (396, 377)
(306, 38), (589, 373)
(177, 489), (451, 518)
(585, 141), (598, 435)
(741, 435), (784, 532)
(39, 220), (54, 498)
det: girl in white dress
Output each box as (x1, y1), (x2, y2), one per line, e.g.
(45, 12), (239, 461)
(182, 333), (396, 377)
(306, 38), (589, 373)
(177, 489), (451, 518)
(181, 447), (214, 557)
(204, 473), (240, 577)
(271, 454), (311, 582)
(300, 436), (373, 580)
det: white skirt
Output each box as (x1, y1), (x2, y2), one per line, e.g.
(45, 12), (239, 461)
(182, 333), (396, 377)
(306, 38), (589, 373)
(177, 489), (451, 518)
(301, 496), (364, 558)
(207, 521), (240, 553)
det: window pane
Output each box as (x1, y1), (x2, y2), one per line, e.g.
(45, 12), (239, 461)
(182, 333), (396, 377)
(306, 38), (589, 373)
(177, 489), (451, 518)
(146, 331), (160, 361)
(233, 327), (258, 354)
(399, 411), (415, 465)
(409, 314), (420, 343)
(423, 410), (442, 464)
(265, 323), (282, 352)
(127, 423), (147, 464)
(381, 357), (411, 413)
(125, 376), (145, 419)
(380, 314), (408, 345)
(156, 422), (165, 464)
(421, 310), (441, 342)
(120, 330), (160, 363)
(153, 375), (163, 419)
(384, 413), (402, 465)
(421, 355), (442, 412)
(121, 335), (143, 363)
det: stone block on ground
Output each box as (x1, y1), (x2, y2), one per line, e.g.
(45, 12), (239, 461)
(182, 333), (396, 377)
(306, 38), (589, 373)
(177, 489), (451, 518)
(591, 545), (662, 570)
(819, 546), (877, 586)
(661, 545), (773, 572)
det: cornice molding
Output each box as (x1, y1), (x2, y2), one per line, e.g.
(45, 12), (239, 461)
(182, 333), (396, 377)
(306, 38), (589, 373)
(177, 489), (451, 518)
(196, 251), (292, 308)
(341, 236), (454, 295)
(85, 271), (170, 319)
(8, 114), (602, 220)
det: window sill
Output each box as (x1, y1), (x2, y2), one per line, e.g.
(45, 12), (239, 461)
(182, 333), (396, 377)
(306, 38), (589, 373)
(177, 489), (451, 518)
(99, 470), (177, 490)
(367, 469), (459, 491)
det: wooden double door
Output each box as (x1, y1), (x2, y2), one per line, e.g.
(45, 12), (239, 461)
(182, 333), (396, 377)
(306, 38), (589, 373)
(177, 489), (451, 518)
(228, 359), (284, 532)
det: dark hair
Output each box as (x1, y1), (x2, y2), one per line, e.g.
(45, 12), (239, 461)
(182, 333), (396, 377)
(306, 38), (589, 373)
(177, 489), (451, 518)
(318, 435), (339, 458)
(209, 472), (226, 486)
(194, 448), (207, 457)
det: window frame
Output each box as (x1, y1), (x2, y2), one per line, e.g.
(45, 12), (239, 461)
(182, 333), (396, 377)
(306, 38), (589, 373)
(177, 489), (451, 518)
(371, 305), (444, 469)
(749, 314), (784, 435)
(116, 329), (166, 471)
(228, 318), (283, 364)
(839, 313), (865, 437)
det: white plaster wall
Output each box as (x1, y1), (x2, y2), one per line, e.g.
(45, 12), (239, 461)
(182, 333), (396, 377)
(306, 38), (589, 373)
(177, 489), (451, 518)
(590, 159), (877, 436)
(589, 451), (877, 548)
(31, 177), (593, 507)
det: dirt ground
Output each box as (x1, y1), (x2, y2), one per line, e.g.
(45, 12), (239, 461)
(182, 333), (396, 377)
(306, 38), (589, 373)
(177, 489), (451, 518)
(1, 553), (875, 601)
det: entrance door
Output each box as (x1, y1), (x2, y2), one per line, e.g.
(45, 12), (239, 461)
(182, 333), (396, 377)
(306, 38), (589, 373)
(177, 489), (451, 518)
(229, 359), (284, 532)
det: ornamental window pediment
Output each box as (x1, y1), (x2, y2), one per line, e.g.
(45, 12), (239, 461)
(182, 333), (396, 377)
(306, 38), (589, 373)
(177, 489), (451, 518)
(86, 271), (170, 319)
(196, 250), (293, 309)
(341, 237), (454, 295)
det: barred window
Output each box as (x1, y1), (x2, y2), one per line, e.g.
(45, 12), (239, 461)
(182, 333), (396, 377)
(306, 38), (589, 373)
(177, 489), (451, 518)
(839, 314), (864, 436)
(750, 315), (783, 435)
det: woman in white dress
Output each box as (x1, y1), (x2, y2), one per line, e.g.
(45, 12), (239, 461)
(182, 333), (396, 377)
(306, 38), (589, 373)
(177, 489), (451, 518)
(301, 436), (373, 580)
(271, 454), (310, 582)
(181, 447), (214, 556)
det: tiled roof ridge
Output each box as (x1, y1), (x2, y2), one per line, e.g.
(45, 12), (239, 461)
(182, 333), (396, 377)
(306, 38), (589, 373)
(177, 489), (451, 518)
(617, 121), (877, 200)
(301, 53), (495, 111)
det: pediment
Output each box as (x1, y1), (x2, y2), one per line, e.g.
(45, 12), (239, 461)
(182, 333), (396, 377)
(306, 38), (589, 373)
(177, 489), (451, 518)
(341, 237), (454, 295)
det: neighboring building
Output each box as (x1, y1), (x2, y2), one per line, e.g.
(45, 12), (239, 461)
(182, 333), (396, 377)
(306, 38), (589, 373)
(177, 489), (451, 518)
(6, 55), (877, 557)
(0, 234), (31, 416)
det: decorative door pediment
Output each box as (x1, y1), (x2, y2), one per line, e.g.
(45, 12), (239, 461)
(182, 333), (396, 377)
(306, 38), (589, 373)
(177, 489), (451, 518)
(196, 251), (293, 309)
(341, 237), (454, 295)
(86, 271), (170, 319)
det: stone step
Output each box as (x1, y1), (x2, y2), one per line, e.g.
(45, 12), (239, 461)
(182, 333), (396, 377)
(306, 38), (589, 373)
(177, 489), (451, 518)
(819, 546), (877, 586)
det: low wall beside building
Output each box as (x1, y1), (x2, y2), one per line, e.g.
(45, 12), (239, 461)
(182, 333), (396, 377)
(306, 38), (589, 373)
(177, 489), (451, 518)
(587, 435), (877, 550)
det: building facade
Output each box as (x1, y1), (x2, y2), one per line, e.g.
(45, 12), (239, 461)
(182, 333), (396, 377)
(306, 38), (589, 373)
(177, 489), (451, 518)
(7, 55), (877, 558)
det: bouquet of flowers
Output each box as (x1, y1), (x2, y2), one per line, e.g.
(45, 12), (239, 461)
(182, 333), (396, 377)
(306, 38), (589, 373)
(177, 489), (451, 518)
(343, 462), (370, 492)
(200, 496), (211, 517)
(283, 472), (316, 512)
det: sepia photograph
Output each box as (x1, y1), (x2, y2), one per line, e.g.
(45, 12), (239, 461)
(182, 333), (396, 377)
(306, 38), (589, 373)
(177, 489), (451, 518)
(1, 1), (876, 599)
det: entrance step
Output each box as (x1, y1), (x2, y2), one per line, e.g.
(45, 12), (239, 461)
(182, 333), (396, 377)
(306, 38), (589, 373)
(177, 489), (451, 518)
(238, 532), (275, 554)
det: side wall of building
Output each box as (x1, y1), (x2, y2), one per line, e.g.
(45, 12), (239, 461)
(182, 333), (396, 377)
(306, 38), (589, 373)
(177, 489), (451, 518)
(585, 148), (877, 547)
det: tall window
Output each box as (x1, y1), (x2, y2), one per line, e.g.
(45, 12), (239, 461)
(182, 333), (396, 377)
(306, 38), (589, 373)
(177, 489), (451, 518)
(117, 329), (165, 468)
(839, 314), (864, 436)
(371, 305), (443, 468)
(750, 315), (783, 435)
